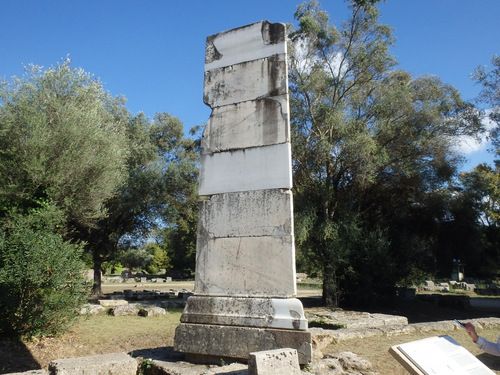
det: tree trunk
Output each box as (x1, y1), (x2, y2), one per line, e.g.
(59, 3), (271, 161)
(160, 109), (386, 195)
(91, 255), (103, 296)
(322, 262), (339, 307)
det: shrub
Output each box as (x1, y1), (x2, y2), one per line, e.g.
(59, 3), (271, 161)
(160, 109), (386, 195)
(0, 208), (90, 338)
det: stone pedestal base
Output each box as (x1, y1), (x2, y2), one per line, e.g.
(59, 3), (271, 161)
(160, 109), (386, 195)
(174, 323), (312, 364)
(180, 296), (308, 330)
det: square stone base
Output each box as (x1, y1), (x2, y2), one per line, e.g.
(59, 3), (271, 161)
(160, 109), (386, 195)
(174, 323), (312, 364)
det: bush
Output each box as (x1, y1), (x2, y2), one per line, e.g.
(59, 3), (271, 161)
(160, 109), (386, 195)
(0, 208), (90, 338)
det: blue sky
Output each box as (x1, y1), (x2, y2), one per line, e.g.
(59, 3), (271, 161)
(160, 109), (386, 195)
(1, 0), (499, 171)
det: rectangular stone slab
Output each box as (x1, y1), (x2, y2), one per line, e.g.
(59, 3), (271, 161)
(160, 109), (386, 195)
(205, 21), (286, 71)
(199, 142), (292, 196)
(248, 348), (301, 375)
(180, 296), (308, 330)
(174, 323), (312, 364)
(49, 352), (137, 375)
(204, 54), (287, 108)
(195, 236), (296, 297)
(202, 96), (289, 153)
(198, 189), (293, 238)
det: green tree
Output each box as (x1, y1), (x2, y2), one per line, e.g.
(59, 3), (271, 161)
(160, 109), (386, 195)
(289, 1), (482, 306)
(0, 59), (129, 227)
(458, 164), (500, 277)
(119, 247), (154, 272)
(0, 204), (89, 338)
(0, 59), (200, 296)
(455, 55), (500, 277)
(473, 55), (500, 154)
(76, 112), (199, 294)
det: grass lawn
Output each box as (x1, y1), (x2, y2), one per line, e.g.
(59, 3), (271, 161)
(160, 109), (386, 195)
(1, 282), (500, 374)
(0, 309), (183, 373)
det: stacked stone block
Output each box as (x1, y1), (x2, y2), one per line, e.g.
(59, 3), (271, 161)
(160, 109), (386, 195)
(174, 21), (311, 364)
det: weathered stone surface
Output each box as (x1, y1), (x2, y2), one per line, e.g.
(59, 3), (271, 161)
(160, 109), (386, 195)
(48, 352), (137, 375)
(198, 189), (293, 238)
(470, 317), (500, 327)
(199, 142), (292, 196)
(175, 20), (310, 363)
(79, 303), (106, 315)
(306, 309), (408, 329)
(180, 296), (307, 330)
(3, 370), (49, 375)
(98, 299), (128, 307)
(310, 352), (378, 375)
(204, 54), (287, 108)
(310, 357), (344, 375)
(203, 96), (289, 153)
(205, 21), (285, 71)
(327, 352), (373, 372)
(248, 348), (301, 375)
(410, 320), (456, 332)
(138, 307), (167, 317)
(194, 235), (296, 297)
(109, 304), (140, 316)
(152, 361), (248, 375)
(174, 324), (312, 364)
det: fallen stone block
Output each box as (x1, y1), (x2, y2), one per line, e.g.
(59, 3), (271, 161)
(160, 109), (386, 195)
(79, 304), (106, 315)
(248, 348), (301, 375)
(98, 299), (128, 307)
(151, 360), (248, 375)
(3, 370), (49, 375)
(138, 307), (167, 317)
(109, 304), (140, 316)
(48, 352), (137, 375)
(309, 328), (337, 351)
(310, 357), (344, 375)
(326, 351), (374, 372)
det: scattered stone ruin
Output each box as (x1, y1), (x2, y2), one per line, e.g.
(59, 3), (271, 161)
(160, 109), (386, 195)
(174, 21), (312, 364)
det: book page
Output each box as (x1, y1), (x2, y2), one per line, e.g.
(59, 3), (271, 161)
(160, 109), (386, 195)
(397, 335), (495, 375)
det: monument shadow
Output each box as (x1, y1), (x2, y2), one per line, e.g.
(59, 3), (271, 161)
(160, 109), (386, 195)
(0, 337), (40, 374)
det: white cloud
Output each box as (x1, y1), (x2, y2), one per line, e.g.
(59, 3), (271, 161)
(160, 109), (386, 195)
(290, 37), (345, 77)
(453, 109), (496, 155)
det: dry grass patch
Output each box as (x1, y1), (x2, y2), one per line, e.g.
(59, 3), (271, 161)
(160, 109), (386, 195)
(2, 303), (500, 375)
(1, 308), (182, 373)
(325, 327), (500, 374)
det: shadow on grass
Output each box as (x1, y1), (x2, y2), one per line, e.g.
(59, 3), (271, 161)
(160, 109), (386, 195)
(477, 353), (500, 372)
(0, 337), (40, 374)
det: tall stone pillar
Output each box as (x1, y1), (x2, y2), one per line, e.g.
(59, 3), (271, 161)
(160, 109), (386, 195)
(174, 21), (312, 365)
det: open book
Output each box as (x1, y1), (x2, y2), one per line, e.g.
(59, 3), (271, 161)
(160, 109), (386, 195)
(389, 335), (495, 375)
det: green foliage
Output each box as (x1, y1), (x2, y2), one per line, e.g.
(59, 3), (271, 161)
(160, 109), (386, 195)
(399, 267), (432, 288)
(0, 58), (129, 227)
(458, 165), (500, 277)
(0, 57), (200, 302)
(0, 205), (89, 338)
(101, 260), (124, 275)
(473, 55), (500, 148)
(138, 358), (154, 375)
(145, 242), (171, 272)
(77, 111), (199, 294)
(119, 248), (153, 272)
(289, 1), (483, 306)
